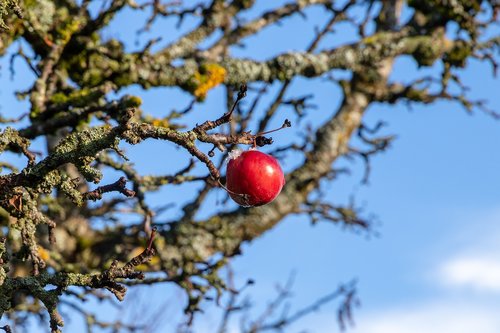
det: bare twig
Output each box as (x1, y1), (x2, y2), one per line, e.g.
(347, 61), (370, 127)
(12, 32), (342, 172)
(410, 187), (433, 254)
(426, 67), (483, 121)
(83, 177), (136, 201)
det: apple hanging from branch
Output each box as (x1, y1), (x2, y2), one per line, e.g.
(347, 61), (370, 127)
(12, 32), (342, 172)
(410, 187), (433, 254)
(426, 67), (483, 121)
(226, 149), (286, 207)
(225, 119), (291, 207)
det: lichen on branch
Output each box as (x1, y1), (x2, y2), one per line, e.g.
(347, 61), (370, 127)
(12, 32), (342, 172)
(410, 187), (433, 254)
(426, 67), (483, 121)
(0, 0), (498, 332)
(0, 0), (22, 30)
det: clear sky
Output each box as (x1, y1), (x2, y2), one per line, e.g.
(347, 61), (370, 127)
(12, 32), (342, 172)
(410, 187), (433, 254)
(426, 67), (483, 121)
(1, 1), (500, 332)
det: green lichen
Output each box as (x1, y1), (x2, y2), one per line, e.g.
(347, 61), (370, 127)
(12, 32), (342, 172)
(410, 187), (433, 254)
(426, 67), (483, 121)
(75, 156), (102, 183)
(49, 87), (105, 108)
(53, 7), (82, 45)
(362, 32), (391, 45)
(53, 126), (115, 156)
(24, 0), (55, 33)
(409, 36), (443, 67)
(444, 40), (472, 67)
(57, 175), (84, 206)
(0, 127), (30, 153)
(122, 95), (142, 108)
(0, 0), (21, 30)
(406, 87), (428, 101)
(408, 0), (481, 36)
(0, 238), (8, 286)
(20, 125), (120, 190)
(35, 169), (62, 194)
(76, 236), (93, 251)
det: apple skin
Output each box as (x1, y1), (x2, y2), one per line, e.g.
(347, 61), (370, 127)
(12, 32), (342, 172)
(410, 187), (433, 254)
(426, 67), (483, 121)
(226, 150), (285, 207)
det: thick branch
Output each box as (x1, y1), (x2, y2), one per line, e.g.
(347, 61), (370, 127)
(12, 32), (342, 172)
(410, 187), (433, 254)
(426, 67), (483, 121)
(133, 29), (449, 89)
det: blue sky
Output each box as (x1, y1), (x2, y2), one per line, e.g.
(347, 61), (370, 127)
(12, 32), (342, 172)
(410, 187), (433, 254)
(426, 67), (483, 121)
(1, 1), (500, 332)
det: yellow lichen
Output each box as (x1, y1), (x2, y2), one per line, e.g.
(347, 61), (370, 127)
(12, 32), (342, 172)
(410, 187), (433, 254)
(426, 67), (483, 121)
(151, 118), (170, 127)
(192, 63), (227, 100)
(38, 246), (50, 261)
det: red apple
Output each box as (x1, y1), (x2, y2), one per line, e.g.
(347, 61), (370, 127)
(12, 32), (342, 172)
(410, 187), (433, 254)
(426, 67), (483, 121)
(226, 150), (285, 207)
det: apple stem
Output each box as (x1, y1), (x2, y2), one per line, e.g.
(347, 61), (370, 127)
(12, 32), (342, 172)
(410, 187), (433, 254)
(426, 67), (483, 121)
(218, 180), (251, 206)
